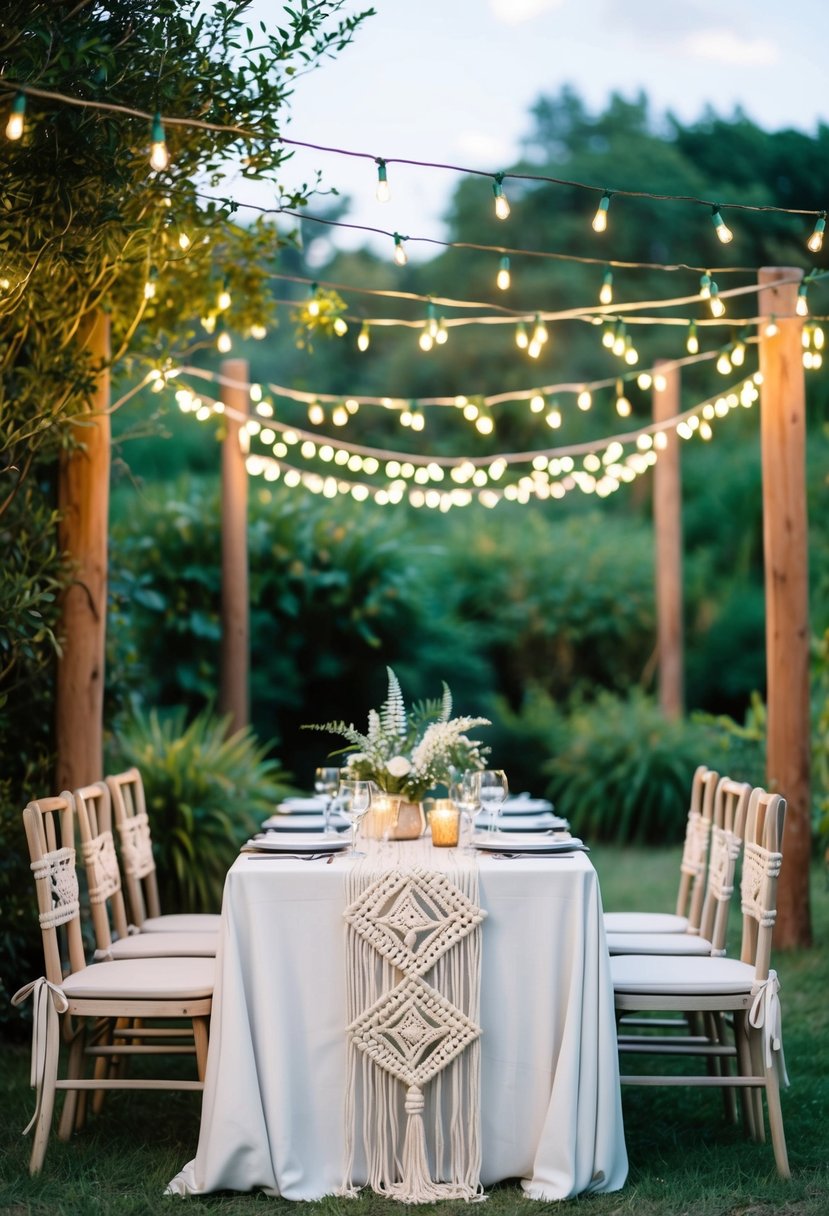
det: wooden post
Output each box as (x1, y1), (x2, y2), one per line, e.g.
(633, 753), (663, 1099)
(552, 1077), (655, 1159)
(758, 267), (812, 948)
(55, 311), (111, 790)
(653, 360), (684, 719)
(219, 357), (250, 735)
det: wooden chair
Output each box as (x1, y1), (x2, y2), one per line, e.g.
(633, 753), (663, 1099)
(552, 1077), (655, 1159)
(12, 795), (213, 1175)
(611, 788), (789, 1177)
(73, 782), (216, 959)
(606, 777), (751, 957)
(105, 768), (220, 934)
(603, 765), (719, 935)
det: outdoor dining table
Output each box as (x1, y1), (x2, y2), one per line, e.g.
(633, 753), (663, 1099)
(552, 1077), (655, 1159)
(166, 835), (628, 1201)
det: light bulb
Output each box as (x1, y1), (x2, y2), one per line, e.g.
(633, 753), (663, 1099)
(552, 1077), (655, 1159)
(332, 406), (349, 426)
(5, 92), (25, 141)
(149, 112), (169, 171)
(599, 269), (613, 305)
(699, 272), (711, 300)
(530, 394), (545, 413)
(357, 323), (370, 352)
(577, 390), (592, 411)
(592, 191), (611, 234)
(143, 273), (157, 300)
(532, 316), (548, 346)
(492, 176), (510, 220)
(711, 206), (733, 244)
(601, 324), (615, 350)
(796, 284), (809, 317)
(435, 318), (448, 345)
(496, 256), (511, 290)
(765, 316), (779, 338)
(545, 406), (562, 429)
(250, 324), (267, 340)
(393, 233), (408, 266)
(716, 351), (732, 375)
(686, 321), (699, 355)
(615, 393), (632, 418)
(612, 323), (626, 358)
(308, 402), (325, 425)
(731, 340), (746, 367)
(624, 341), (638, 365)
(527, 338), (542, 359)
(217, 286), (231, 311)
(637, 372), (652, 390)
(333, 316), (348, 336)
(217, 330), (232, 354)
(375, 158), (390, 203)
(709, 281), (726, 318)
(814, 325), (825, 350)
(807, 214), (825, 253)
(178, 230), (192, 251)
(419, 330), (433, 352)
(515, 322), (528, 350)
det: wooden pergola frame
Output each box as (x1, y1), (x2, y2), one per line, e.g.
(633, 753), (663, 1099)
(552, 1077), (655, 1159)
(53, 268), (813, 946)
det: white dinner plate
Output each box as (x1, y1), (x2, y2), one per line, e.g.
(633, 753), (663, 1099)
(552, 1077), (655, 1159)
(261, 812), (349, 833)
(474, 812), (569, 833)
(276, 797), (326, 813)
(501, 796), (554, 816)
(242, 832), (350, 853)
(472, 831), (586, 853)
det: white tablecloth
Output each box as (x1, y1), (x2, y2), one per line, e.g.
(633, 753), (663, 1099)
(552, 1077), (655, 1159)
(167, 841), (627, 1201)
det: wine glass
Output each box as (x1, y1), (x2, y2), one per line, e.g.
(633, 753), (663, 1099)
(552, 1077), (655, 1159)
(337, 778), (372, 858)
(451, 770), (482, 850)
(475, 769), (509, 833)
(314, 766), (341, 834)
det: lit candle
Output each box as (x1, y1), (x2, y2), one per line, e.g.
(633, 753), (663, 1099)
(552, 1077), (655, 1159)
(430, 800), (460, 848)
(364, 796), (399, 840)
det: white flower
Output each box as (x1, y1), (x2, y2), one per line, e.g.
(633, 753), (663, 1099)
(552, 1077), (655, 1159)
(386, 755), (412, 777)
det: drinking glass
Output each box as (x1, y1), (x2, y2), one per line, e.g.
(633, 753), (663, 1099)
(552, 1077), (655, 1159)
(314, 766), (341, 833)
(451, 770), (482, 850)
(337, 778), (372, 858)
(475, 769), (509, 833)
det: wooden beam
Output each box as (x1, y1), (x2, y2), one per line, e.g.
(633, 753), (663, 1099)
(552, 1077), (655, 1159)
(758, 267), (812, 949)
(218, 358), (250, 734)
(55, 312), (111, 790)
(653, 360), (684, 719)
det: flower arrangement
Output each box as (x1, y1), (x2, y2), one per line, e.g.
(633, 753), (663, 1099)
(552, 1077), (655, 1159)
(303, 667), (491, 802)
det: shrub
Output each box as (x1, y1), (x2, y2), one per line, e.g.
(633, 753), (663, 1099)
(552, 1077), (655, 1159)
(544, 689), (717, 844)
(107, 706), (290, 913)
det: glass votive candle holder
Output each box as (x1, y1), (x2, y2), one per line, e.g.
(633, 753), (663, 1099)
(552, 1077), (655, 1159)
(430, 799), (461, 848)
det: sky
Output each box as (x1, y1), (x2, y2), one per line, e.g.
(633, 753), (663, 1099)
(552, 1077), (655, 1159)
(237, 0), (828, 258)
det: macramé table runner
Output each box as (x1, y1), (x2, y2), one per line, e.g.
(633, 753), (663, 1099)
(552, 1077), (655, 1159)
(340, 837), (485, 1202)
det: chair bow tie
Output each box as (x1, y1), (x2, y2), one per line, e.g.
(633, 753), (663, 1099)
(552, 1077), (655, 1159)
(749, 970), (788, 1086)
(11, 977), (69, 1134)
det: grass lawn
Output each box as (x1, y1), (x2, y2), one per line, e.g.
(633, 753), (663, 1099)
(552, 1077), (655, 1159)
(1, 847), (827, 1216)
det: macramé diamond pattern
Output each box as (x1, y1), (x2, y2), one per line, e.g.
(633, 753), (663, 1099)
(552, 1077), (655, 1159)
(344, 865), (485, 976)
(349, 974), (481, 1088)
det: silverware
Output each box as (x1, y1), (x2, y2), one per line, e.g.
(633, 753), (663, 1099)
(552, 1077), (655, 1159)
(488, 851), (579, 860)
(241, 851), (338, 861)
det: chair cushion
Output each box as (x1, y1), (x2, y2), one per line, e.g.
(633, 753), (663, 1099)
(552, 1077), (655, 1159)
(604, 911), (688, 934)
(107, 931), (216, 960)
(62, 956), (214, 1001)
(611, 954), (755, 995)
(606, 932), (713, 957)
(140, 913), (221, 934)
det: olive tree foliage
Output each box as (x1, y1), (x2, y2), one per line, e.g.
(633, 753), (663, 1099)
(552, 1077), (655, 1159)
(0, 0), (371, 692)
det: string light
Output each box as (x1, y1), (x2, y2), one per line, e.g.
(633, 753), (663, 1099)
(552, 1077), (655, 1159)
(143, 267), (157, 300)
(249, 323), (267, 339)
(333, 316), (348, 336)
(149, 111), (169, 171)
(615, 379), (632, 417)
(711, 206), (733, 244)
(686, 320), (699, 354)
(308, 401), (325, 425)
(545, 402), (562, 429)
(601, 322), (615, 350)
(796, 281), (809, 317)
(577, 389), (592, 411)
(357, 322), (370, 352)
(529, 393), (545, 414)
(807, 213), (825, 253)
(764, 315), (779, 337)
(435, 315), (448, 345)
(5, 91), (25, 141)
(699, 272), (711, 300)
(217, 281), (232, 311)
(709, 280), (726, 317)
(375, 158), (391, 203)
(393, 233), (408, 266)
(731, 335), (747, 367)
(515, 322), (529, 350)
(592, 191), (611, 234)
(492, 174), (510, 221)
(716, 349), (733, 375)
(307, 283), (320, 317)
(496, 256), (511, 291)
(217, 326), (232, 354)
(599, 269), (613, 305)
